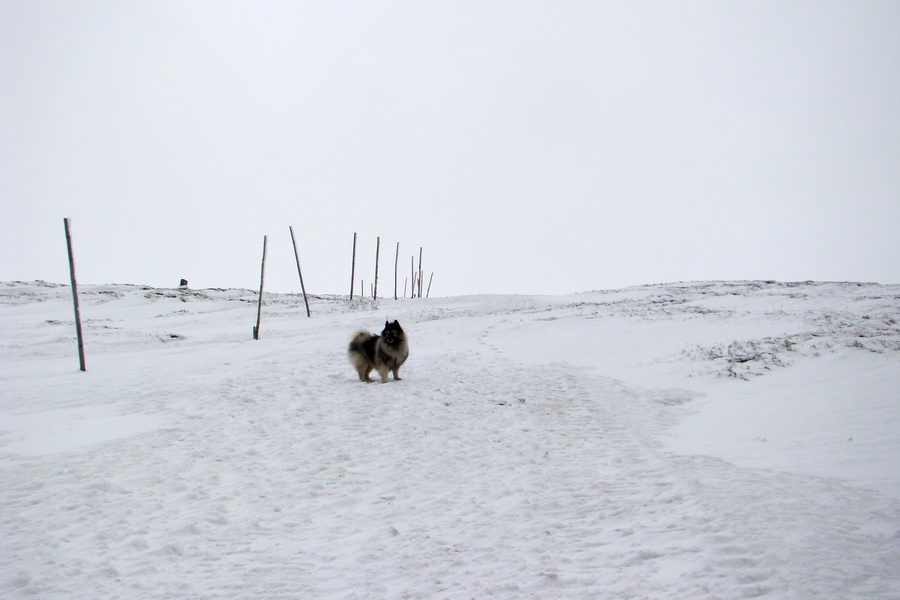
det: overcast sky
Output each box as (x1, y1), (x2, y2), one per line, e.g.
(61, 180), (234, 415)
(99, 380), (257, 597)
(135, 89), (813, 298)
(2, 1), (898, 296)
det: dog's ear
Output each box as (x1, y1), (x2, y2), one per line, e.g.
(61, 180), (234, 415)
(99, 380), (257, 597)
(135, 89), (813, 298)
(385, 321), (390, 329)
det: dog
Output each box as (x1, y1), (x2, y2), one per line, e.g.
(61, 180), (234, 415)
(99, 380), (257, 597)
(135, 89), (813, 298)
(348, 320), (409, 383)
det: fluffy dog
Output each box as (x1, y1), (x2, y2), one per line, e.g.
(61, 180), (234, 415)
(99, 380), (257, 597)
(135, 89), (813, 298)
(348, 320), (409, 383)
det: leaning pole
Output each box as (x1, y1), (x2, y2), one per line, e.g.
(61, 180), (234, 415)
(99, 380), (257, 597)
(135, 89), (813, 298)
(253, 235), (267, 340)
(63, 218), (86, 371)
(289, 226), (311, 317)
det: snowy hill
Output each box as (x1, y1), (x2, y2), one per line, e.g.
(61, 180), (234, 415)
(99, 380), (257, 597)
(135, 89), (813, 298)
(2, 280), (899, 599)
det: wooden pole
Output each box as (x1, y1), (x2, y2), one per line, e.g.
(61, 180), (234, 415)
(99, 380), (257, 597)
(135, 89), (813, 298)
(410, 256), (415, 298)
(289, 226), (311, 317)
(63, 218), (86, 371)
(393, 242), (400, 300)
(426, 272), (434, 298)
(253, 235), (267, 340)
(349, 232), (357, 300)
(417, 247), (424, 299)
(403, 277), (408, 298)
(373, 236), (380, 299)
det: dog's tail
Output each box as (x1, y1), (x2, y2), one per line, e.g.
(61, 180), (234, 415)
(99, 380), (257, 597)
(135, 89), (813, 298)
(350, 330), (372, 345)
(348, 330), (373, 357)
(348, 330), (374, 372)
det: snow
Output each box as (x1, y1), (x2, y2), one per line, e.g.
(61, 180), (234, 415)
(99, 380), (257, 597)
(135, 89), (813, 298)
(1, 280), (899, 599)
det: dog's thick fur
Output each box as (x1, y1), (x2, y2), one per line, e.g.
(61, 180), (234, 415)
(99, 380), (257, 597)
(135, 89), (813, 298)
(348, 320), (409, 383)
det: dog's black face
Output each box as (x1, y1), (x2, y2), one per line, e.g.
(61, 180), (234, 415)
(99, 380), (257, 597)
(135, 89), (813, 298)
(381, 320), (404, 347)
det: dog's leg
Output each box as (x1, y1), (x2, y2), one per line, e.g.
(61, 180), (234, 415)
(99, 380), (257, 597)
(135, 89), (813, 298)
(357, 365), (372, 383)
(392, 367), (402, 381)
(377, 366), (390, 383)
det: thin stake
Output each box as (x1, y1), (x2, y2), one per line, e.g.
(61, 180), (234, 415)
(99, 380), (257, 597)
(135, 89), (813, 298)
(417, 247), (424, 298)
(373, 236), (380, 299)
(349, 232), (357, 300)
(63, 218), (86, 371)
(426, 272), (434, 298)
(394, 241), (400, 300)
(410, 256), (416, 298)
(253, 235), (267, 340)
(289, 226), (311, 317)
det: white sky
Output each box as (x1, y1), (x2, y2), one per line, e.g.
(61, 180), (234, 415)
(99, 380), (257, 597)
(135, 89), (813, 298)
(2, 1), (898, 296)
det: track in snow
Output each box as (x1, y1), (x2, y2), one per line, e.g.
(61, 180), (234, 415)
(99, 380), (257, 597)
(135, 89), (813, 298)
(2, 281), (899, 599)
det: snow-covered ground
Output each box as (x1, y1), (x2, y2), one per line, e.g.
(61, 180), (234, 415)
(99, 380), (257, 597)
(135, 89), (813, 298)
(1, 280), (898, 599)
